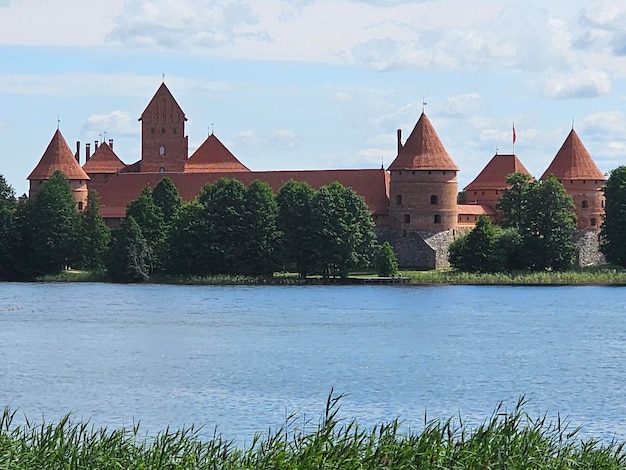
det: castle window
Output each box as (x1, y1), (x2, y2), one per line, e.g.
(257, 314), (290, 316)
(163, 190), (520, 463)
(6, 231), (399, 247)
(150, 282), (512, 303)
(591, 218), (597, 226)
(161, 128), (166, 134)
(173, 128), (177, 134)
(77, 202), (83, 211)
(434, 214), (441, 224)
(583, 180), (586, 184)
(473, 191), (477, 195)
(428, 171), (431, 175)
(582, 200), (588, 208)
(396, 194), (402, 205)
(430, 195), (438, 204)
(443, 171), (447, 175)
(403, 214), (410, 224)
(159, 145), (166, 156)
(151, 128), (155, 134)
(412, 171), (415, 175)
(159, 167), (165, 173)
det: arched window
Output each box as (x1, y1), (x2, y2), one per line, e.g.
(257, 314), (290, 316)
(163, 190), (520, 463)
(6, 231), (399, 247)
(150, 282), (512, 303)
(403, 214), (410, 224)
(159, 167), (165, 173)
(582, 200), (588, 208)
(396, 194), (402, 205)
(430, 194), (438, 205)
(77, 202), (84, 211)
(159, 145), (166, 156)
(434, 214), (441, 224)
(591, 218), (597, 226)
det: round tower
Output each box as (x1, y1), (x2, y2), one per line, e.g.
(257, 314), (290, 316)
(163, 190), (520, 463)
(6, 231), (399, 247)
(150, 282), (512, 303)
(388, 113), (459, 233)
(541, 129), (606, 231)
(27, 129), (89, 210)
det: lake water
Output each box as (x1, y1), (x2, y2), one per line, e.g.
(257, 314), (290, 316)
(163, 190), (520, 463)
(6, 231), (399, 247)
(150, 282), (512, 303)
(1, 283), (626, 444)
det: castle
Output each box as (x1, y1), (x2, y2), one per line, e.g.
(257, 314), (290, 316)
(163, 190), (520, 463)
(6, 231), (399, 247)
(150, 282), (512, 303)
(28, 82), (607, 269)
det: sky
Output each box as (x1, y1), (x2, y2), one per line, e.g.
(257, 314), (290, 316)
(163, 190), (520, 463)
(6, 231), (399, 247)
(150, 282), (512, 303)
(1, 0), (625, 196)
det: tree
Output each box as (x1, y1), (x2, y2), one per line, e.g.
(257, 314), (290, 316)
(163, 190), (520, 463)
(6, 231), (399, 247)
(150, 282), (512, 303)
(152, 177), (183, 225)
(20, 171), (81, 276)
(600, 166), (626, 266)
(310, 182), (377, 278)
(449, 215), (506, 273)
(496, 172), (533, 228)
(106, 215), (151, 282)
(376, 241), (399, 277)
(0, 175), (17, 278)
(125, 186), (165, 271)
(163, 201), (210, 275)
(78, 190), (110, 270)
(240, 180), (281, 275)
(276, 180), (317, 278)
(197, 178), (248, 275)
(521, 175), (576, 271)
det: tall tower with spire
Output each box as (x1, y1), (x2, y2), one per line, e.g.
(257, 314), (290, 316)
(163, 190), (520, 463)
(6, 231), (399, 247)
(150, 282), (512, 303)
(139, 82), (188, 173)
(388, 112), (459, 232)
(541, 129), (606, 231)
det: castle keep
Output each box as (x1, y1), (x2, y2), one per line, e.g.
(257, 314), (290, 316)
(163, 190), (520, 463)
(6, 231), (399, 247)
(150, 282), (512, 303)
(28, 83), (607, 268)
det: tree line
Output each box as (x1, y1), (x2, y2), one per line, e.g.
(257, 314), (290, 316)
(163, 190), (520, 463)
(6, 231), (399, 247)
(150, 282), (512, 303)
(0, 171), (398, 282)
(450, 168), (626, 273)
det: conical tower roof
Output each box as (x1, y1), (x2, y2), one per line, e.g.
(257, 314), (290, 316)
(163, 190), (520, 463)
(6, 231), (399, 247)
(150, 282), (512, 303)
(28, 129), (89, 180)
(140, 82), (186, 121)
(388, 113), (459, 171)
(541, 129), (605, 180)
(465, 154), (531, 191)
(82, 142), (127, 174)
(185, 134), (249, 172)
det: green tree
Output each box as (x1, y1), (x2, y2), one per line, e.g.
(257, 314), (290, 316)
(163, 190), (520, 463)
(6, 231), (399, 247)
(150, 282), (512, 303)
(152, 177), (183, 225)
(163, 201), (209, 275)
(521, 175), (576, 271)
(78, 190), (110, 270)
(310, 182), (377, 278)
(20, 171), (81, 276)
(457, 190), (467, 205)
(125, 186), (165, 271)
(449, 215), (506, 273)
(496, 172), (533, 228)
(276, 180), (317, 278)
(106, 215), (151, 282)
(376, 241), (399, 277)
(197, 178), (247, 275)
(240, 180), (281, 275)
(0, 175), (17, 278)
(600, 166), (626, 266)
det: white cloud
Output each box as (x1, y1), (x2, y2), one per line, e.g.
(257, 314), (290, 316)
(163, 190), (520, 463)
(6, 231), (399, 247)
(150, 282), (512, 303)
(542, 70), (612, 98)
(581, 111), (626, 135)
(270, 129), (296, 150)
(81, 111), (135, 138)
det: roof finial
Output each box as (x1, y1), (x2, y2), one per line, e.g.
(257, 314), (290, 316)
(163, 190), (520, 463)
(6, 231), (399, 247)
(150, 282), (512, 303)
(422, 97), (427, 114)
(496, 145), (499, 155)
(381, 155), (384, 169)
(572, 116), (575, 130)
(209, 123), (214, 136)
(162, 73), (165, 83)
(57, 115), (60, 130)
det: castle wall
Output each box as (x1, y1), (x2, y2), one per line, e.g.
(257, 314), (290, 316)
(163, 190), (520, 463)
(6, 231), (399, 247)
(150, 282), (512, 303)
(388, 170), (458, 232)
(376, 228), (454, 269)
(559, 179), (605, 230)
(573, 230), (605, 266)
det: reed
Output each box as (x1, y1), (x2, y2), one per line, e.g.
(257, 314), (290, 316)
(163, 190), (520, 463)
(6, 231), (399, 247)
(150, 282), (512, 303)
(1, 395), (625, 469)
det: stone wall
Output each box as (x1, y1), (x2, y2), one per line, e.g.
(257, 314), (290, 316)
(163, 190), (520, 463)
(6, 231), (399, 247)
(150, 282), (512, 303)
(376, 229), (455, 269)
(573, 230), (605, 266)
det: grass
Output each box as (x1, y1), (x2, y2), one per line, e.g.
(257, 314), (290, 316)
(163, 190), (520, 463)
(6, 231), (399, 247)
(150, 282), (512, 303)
(36, 265), (626, 286)
(1, 394), (626, 469)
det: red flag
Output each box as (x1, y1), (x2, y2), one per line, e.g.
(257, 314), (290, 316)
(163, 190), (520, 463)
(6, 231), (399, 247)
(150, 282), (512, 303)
(513, 123), (517, 144)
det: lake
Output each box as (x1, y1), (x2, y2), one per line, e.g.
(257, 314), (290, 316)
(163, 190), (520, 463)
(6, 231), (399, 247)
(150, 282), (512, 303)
(1, 283), (625, 444)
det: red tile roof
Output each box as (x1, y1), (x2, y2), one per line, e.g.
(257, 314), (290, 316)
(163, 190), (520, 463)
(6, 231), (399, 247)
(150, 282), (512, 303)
(458, 204), (496, 216)
(97, 169), (390, 219)
(541, 129), (606, 180)
(464, 154), (531, 191)
(185, 134), (250, 172)
(82, 142), (127, 174)
(140, 82), (186, 121)
(388, 113), (459, 171)
(28, 129), (89, 181)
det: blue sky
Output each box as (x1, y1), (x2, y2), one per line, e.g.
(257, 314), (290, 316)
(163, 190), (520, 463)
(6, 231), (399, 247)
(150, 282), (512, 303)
(1, 0), (625, 196)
